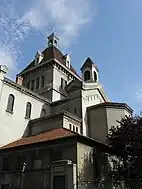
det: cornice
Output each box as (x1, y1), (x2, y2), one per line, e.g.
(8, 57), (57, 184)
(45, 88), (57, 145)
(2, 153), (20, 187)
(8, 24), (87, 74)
(30, 110), (81, 125)
(3, 77), (51, 105)
(87, 102), (133, 114)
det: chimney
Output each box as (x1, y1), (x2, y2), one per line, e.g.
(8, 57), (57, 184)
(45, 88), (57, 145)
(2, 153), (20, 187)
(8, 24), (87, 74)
(16, 76), (23, 86)
(0, 65), (8, 80)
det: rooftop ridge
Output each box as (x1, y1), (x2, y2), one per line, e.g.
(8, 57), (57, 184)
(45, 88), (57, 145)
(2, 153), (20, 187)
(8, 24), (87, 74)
(0, 128), (76, 150)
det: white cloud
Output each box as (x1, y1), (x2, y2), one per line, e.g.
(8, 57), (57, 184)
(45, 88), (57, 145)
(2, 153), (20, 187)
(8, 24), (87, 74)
(136, 88), (142, 102)
(22, 0), (94, 47)
(0, 0), (94, 77)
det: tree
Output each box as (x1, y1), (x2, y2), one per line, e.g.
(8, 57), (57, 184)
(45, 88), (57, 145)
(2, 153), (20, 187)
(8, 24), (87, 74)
(107, 115), (142, 188)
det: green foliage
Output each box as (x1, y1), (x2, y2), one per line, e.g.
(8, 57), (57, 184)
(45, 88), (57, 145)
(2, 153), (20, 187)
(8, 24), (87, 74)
(108, 115), (142, 187)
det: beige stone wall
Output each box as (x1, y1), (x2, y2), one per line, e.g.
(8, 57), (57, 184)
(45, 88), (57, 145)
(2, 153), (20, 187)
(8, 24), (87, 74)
(0, 80), (50, 146)
(51, 90), (82, 119)
(106, 107), (132, 131)
(88, 105), (132, 143)
(30, 112), (81, 136)
(30, 115), (63, 135)
(87, 106), (108, 143)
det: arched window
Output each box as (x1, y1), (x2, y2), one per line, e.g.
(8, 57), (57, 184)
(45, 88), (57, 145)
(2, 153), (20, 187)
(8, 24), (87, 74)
(41, 109), (46, 117)
(73, 125), (75, 131)
(25, 102), (32, 119)
(84, 70), (90, 81)
(7, 94), (15, 113)
(94, 71), (97, 82)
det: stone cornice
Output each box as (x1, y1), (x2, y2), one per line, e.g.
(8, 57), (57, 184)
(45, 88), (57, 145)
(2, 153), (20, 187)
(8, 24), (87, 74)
(53, 58), (81, 81)
(87, 102), (133, 114)
(30, 110), (81, 125)
(3, 77), (51, 104)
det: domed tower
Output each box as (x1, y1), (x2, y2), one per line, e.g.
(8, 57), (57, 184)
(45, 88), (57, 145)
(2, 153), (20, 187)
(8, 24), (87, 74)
(80, 57), (99, 83)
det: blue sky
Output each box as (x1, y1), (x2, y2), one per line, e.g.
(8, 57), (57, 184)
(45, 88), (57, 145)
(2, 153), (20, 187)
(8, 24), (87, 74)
(0, 0), (142, 113)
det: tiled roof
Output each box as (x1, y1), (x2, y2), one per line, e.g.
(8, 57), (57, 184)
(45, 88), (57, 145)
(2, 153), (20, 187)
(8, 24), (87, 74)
(19, 45), (80, 78)
(0, 128), (75, 150)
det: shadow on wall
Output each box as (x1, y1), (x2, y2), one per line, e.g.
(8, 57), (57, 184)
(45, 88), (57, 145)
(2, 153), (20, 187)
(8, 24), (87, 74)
(78, 150), (113, 189)
(40, 104), (51, 117)
(22, 103), (51, 138)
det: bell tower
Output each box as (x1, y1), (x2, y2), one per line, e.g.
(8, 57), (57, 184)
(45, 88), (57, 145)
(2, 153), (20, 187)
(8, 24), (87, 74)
(80, 57), (99, 83)
(47, 32), (59, 48)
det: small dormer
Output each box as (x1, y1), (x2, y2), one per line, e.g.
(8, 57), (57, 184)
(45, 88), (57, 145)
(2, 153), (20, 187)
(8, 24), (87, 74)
(35, 51), (44, 65)
(47, 32), (59, 48)
(80, 57), (99, 83)
(63, 54), (71, 69)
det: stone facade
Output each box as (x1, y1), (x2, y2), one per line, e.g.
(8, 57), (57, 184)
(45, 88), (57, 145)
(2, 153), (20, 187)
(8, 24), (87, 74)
(0, 132), (113, 189)
(87, 102), (133, 143)
(0, 33), (133, 189)
(0, 71), (51, 147)
(0, 136), (77, 189)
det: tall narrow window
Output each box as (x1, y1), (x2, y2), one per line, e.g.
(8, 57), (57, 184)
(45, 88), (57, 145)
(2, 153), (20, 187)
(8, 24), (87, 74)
(84, 70), (90, 81)
(61, 78), (64, 88)
(25, 102), (32, 119)
(36, 78), (40, 89)
(61, 78), (67, 89)
(27, 82), (30, 89)
(31, 80), (35, 91)
(94, 71), (97, 82)
(41, 76), (44, 87)
(6, 94), (15, 113)
(65, 80), (67, 87)
(73, 125), (75, 131)
(41, 109), (46, 117)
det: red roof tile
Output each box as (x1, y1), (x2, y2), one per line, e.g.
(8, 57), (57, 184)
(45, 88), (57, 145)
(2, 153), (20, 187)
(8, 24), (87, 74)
(0, 128), (75, 150)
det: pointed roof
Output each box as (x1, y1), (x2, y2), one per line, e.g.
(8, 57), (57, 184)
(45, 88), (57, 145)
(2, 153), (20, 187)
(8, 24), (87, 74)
(47, 32), (59, 40)
(19, 45), (80, 78)
(80, 57), (99, 72)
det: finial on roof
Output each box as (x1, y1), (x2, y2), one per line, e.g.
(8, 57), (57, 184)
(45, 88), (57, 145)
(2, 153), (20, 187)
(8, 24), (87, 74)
(53, 26), (56, 33)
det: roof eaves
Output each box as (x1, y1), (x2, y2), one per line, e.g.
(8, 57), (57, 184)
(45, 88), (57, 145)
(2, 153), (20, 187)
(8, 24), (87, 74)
(0, 128), (76, 151)
(87, 102), (133, 114)
(54, 58), (81, 81)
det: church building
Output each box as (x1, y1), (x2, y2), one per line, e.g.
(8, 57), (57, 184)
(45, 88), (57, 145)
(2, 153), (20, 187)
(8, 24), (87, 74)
(0, 33), (133, 189)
